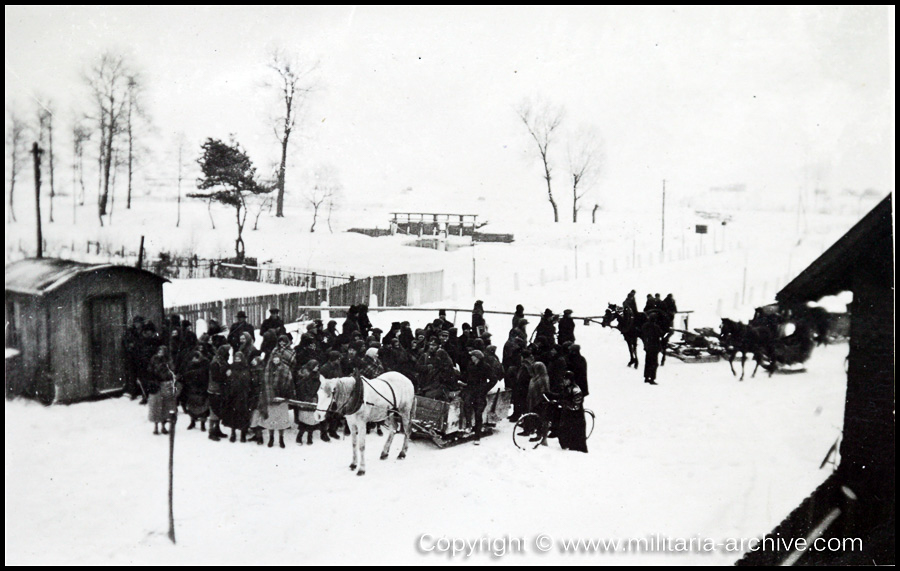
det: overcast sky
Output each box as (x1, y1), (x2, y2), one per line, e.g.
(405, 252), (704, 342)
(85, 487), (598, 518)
(5, 6), (895, 226)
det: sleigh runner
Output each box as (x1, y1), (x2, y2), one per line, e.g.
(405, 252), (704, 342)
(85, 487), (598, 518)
(410, 389), (513, 448)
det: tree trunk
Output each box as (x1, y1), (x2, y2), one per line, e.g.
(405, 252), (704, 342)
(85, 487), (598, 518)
(126, 96), (133, 209)
(48, 118), (55, 223)
(99, 93), (115, 217)
(309, 204), (318, 232)
(8, 149), (16, 222)
(276, 135), (289, 217)
(235, 203), (244, 260)
(542, 157), (558, 223)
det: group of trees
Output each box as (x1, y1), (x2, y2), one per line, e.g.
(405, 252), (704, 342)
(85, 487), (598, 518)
(517, 98), (604, 223)
(6, 46), (342, 261)
(5, 50), (149, 228)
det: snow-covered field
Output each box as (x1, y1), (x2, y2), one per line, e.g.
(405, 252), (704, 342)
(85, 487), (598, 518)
(5, 309), (847, 565)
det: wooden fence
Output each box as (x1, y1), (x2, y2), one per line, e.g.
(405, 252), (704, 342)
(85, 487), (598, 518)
(165, 289), (327, 328)
(327, 270), (444, 315)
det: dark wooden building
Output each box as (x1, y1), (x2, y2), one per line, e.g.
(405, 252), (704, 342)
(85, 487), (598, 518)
(5, 258), (167, 404)
(737, 194), (894, 565)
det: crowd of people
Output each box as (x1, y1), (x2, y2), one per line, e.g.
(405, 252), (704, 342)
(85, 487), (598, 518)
(121, 300), (591, 453)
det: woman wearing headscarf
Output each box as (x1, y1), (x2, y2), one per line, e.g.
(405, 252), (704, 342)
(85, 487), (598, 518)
(181, 349), (210, 431)
(147, 346), (179, 435)
(222, 351), (254, 442)
(556, 372), (588, 453)
(295, 359), (327, 445)
(256, 352), (295, 448)
(523, 361), (552, 446)
(207, 344), (231, 441)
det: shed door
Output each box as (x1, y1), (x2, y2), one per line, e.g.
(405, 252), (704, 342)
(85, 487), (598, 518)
(89, 296), (127, 394)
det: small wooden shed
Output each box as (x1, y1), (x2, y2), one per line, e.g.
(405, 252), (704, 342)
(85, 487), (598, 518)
(737, 194), (894, 565)
(5, 258), (168, 404)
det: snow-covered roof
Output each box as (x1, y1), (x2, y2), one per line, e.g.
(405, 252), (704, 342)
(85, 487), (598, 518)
(5, 258), (168, 296)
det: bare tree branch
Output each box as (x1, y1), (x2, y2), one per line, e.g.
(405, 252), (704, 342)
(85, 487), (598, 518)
(517, 98), (564, 222)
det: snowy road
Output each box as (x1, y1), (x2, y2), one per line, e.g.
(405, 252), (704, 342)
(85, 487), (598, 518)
(5, 323), (847, 565)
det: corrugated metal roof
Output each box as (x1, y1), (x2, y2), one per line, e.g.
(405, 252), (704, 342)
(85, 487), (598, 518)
(5, 258), (168, 296)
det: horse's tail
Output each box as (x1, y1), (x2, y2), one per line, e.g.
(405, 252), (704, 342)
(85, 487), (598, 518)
(405, 393), (417, 436)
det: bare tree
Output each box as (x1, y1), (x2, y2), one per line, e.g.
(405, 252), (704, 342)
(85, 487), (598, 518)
(326, 182), (342, 233)
(591, 203), (600, 224)
(175, 132), (186, 227)
(305, 165), (341, 233)
(517, 99), (564, 222)
(83, 50), (132, 222)
(267, 48), (317, 218)
(567, 128), (603, 222)
(250, 194), (274, 231)
(72, 119), (91, 213)
(36, 100), (57, 222)
(124, 72), (150, 209)
(6, 110), (27, 222)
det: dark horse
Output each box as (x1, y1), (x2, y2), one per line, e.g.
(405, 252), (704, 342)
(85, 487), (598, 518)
(719, 317), (776, 380)
(601, 304), (674, 368)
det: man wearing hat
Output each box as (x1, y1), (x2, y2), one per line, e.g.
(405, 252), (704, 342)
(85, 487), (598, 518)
(437, 309), (453, 331)
(260, 308), (284, 337)
(472, 300), (486, 336)
(623, 290), (638, 316)
(535, 309), (558, 343)
(558, 309), (576, 345)
(227, 310), (256, 351)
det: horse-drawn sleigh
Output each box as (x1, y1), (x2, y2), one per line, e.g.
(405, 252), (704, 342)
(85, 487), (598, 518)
(410, 389), (513, 448)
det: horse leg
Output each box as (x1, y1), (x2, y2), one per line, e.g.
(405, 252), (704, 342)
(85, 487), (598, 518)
(349, 422), (358, 471)
(381, 413), (397, 460)
(398, 401), (415, 460)
(357, 422), (367, 476)
(728, 352), (737, 377)
(739, 352), (746, 381)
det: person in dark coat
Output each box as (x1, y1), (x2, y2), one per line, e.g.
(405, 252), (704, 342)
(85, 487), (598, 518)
(259, 308), (284, 337)
(260, 328), (279, 363)
(623, 290), (638, 316)
(319, 350), (344, 379)
(222, 351), (254, 442)
(322, 320), (340, 349)
(398, 321), (414, 350)
(566, 344), (589, 397)
(359, 347), (385, 379)
(122, 316), (145, 400)
(556, 372), (588, 453)
(471, 300), (486, 336)
(512, 304), (525, 329)
(136, 322), (162, 404)
(558, 309), (576, 345)
(207, 344), (231, 441)
(227, 311), (256, 350)
(357, 304), (373, 334)
(460, 350), (496, 438)
(642, 313), (665, 385)
(181, 350), (210, 431)
(510, 348), (533, 421)
(294, 359), (327, 444)
(643, 294), (656, 313)
(535, 309), (557, 343)
(437, 309), (453, 331)
(415, 340), (457, 400)
(661, 293), (678, 329)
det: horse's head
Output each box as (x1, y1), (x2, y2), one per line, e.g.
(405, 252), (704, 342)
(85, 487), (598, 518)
(313, 377), (338, 424)
(600, 304), (619, 328)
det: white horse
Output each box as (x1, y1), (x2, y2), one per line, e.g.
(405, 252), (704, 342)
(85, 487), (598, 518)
(314, 371), (416, 476)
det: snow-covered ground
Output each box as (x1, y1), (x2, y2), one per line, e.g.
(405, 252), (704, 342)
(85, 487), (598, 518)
(5, 310), (847, 565)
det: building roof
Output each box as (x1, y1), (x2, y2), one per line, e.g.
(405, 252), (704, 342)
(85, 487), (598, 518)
(5, 258), (168, 296)
(777, 194), (893, 303)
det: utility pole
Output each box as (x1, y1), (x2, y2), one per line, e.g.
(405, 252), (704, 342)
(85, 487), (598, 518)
(32, 143), (44, 258)
(661, 179), (666, 253)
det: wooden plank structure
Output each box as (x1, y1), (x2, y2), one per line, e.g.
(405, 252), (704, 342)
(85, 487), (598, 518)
(390, 212), (479, 237)
(5, 258), (168, 403)
(410, 389), (513, 448)
(737, 194), (894, 566)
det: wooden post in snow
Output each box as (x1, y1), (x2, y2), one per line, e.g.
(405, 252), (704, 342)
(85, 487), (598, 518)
(32, 143), (44, 258)
(136, 236), (145, 269)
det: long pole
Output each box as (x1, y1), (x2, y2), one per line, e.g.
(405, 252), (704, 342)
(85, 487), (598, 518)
(167, 402), (177, 544)
(32, 143), (44, 258)
(661, 179), (666, 253)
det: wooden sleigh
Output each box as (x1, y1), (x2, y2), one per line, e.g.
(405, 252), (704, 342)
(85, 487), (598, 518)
(410, 389), (513, 448)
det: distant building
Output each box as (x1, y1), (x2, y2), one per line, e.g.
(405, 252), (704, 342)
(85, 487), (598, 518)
(5, 258), (167, 403)
(737, 194), (893, 565)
